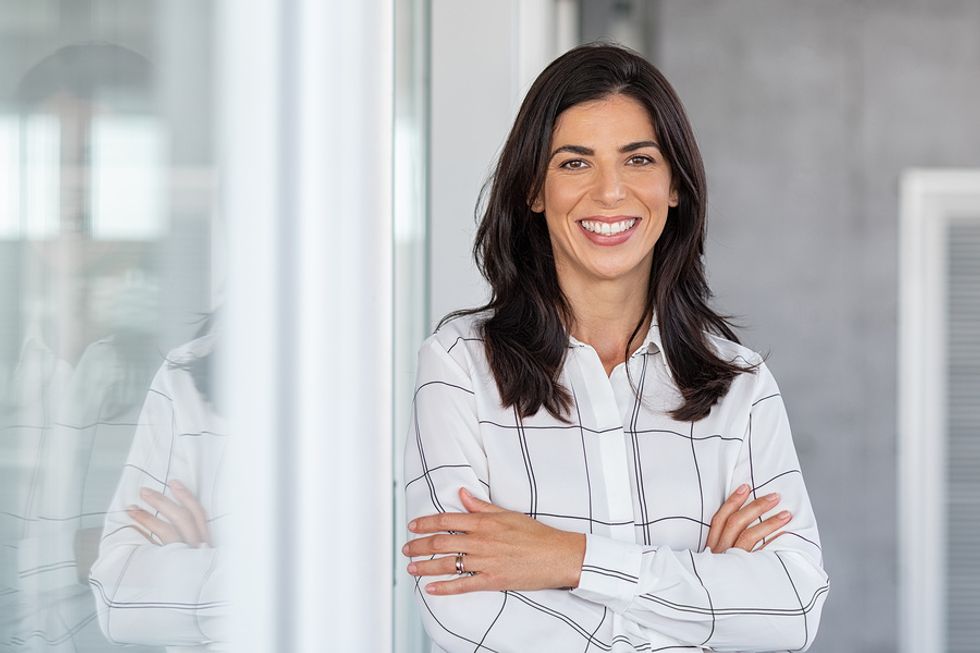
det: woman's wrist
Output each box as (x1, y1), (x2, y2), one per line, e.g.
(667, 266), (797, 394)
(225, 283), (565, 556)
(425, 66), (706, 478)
(561, 532), (586, 589)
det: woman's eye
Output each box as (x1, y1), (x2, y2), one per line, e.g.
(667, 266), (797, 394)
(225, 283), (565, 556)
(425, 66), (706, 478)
(559, 159), (587, 170)
(628, 155), (654, 165)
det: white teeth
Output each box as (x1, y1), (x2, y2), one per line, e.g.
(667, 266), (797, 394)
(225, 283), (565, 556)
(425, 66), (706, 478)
(580, 219), (637, 235)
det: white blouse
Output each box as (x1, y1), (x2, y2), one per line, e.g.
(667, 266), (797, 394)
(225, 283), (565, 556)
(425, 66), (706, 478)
(88, 335), (229, 652)
(403, 311), (829, 652)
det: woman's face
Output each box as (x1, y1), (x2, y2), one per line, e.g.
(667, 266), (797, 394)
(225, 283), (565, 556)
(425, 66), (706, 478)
(531, 93), (677, 290)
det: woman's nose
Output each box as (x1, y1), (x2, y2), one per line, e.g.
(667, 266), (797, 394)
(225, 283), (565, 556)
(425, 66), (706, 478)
(591, 165), (627, 206)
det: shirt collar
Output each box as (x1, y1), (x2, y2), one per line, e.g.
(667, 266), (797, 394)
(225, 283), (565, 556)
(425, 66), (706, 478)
(567, 308), (664, 358)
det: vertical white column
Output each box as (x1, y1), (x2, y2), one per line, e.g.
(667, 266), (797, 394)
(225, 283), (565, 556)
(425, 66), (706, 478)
(218, 0), (283, 649)
(897, 170), (948, 653)
(220, 0), (394, 650)
(292, 1), (394, 651)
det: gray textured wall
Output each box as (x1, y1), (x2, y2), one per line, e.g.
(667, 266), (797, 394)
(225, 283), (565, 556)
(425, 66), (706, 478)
(647, 1), (980, 650)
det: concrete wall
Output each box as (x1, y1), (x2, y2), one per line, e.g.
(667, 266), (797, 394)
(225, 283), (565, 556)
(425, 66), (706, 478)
(649, 1), (980, 650)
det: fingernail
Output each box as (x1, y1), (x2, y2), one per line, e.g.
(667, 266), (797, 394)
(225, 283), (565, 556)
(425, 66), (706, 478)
(766, 492), (780, 502)
(408, 520), (417, 531)
(170, 480), (184, 491)
(777, 511), (791, 520)
(126, 504), (139, 512)
(460, 488), (471, 498)
(407, 563), (417, 574)
(139, 488), (150, 499)
(425, 584), (437, 594)
(736, 484), (749, 494)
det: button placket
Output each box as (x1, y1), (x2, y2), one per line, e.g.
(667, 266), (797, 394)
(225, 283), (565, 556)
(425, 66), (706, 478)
(569, 346), (637, 543)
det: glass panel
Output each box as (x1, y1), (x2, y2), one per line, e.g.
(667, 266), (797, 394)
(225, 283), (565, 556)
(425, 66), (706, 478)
(89, 115), (168, 241)
(393, 0), (430, 650)
(0, 1), (220, 650)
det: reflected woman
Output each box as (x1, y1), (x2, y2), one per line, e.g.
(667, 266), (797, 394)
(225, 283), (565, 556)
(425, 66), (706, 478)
(89, 315), (228, 651)
(402, 43), (828, 652)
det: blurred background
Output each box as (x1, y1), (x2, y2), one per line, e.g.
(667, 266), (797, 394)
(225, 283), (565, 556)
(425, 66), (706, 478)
(0, 0), (978, 651)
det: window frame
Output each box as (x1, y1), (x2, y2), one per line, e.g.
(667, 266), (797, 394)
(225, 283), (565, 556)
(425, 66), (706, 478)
(898, 168), (980, 653)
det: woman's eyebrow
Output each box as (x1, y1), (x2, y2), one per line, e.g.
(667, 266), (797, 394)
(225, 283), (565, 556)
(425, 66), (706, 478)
(550, 140), (661, 158)
(620, 140), (661, 153)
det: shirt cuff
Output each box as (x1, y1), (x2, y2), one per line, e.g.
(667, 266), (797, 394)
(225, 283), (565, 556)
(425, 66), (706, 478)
(569, 533), (645, 613)
(196, 548), (229, 644)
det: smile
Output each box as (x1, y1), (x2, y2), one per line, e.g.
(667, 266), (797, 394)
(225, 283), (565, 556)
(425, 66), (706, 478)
(579, 218), (636, 235)
(576, 216), (640, 246)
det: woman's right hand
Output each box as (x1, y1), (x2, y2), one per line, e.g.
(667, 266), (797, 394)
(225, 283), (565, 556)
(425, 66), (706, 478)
(706, 483), (791, 553)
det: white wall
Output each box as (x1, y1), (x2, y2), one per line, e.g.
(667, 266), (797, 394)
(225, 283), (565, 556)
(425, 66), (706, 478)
(427, 0), (576, 327)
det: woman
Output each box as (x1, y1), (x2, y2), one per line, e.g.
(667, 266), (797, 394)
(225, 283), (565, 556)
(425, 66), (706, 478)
(88, 316), (228, 651)
(402, 43), (828, 652)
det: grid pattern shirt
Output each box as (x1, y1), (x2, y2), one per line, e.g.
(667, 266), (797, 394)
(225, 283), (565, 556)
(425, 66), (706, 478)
(88, 335), (229, 651)
(1, 336), (160, 652)
(403, 311), (829, 653)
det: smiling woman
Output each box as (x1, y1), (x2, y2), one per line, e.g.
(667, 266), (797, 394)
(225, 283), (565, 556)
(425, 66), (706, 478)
(402, 42), (829, 652)
(533, 96), (676, 277)
(530, 94), (676, 375)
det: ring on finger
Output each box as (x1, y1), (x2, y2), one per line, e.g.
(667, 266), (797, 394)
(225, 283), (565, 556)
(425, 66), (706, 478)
(454, 552), (465, 575)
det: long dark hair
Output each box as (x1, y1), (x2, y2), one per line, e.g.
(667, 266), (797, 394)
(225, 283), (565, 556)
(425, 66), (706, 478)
(166, 310), (220, 411)
(441, 42), (759, 422)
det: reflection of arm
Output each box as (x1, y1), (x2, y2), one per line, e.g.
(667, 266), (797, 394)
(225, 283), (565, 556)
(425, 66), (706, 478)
(88, 363), (227, 647)
(21, 339), (128, 590)
(570, 362), (830, 651)
(405, 336), (616, 652)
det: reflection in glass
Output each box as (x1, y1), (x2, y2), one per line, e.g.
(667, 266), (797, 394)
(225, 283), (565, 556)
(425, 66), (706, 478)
(89, 318), (227, 650)
(89, 116), (167, 241)
(0, 3), (219, 650)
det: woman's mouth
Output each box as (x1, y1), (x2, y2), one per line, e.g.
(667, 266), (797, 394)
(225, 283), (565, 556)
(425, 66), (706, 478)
(577, 217), (640, 246)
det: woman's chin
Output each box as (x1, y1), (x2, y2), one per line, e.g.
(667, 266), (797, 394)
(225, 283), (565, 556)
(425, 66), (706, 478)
(583, 261), (646, 284)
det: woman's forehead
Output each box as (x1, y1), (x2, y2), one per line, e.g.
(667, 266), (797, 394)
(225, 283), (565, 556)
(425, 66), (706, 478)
(551, 95), (658, 145)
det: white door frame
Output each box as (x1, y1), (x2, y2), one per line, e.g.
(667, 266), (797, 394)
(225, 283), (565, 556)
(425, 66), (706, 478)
(898, 169), (980, 653)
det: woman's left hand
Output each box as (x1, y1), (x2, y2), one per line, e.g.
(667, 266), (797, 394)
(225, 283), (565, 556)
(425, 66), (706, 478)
(127, 480), (212, 548)
(402, 488), (585, 596)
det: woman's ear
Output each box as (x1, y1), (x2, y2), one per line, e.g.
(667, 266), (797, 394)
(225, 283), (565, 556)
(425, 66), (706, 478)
(529, 192), (544, 214)
(668, 185), (679, 207)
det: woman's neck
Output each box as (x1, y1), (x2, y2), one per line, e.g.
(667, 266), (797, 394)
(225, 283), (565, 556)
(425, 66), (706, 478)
(561, 272), (651, 376)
